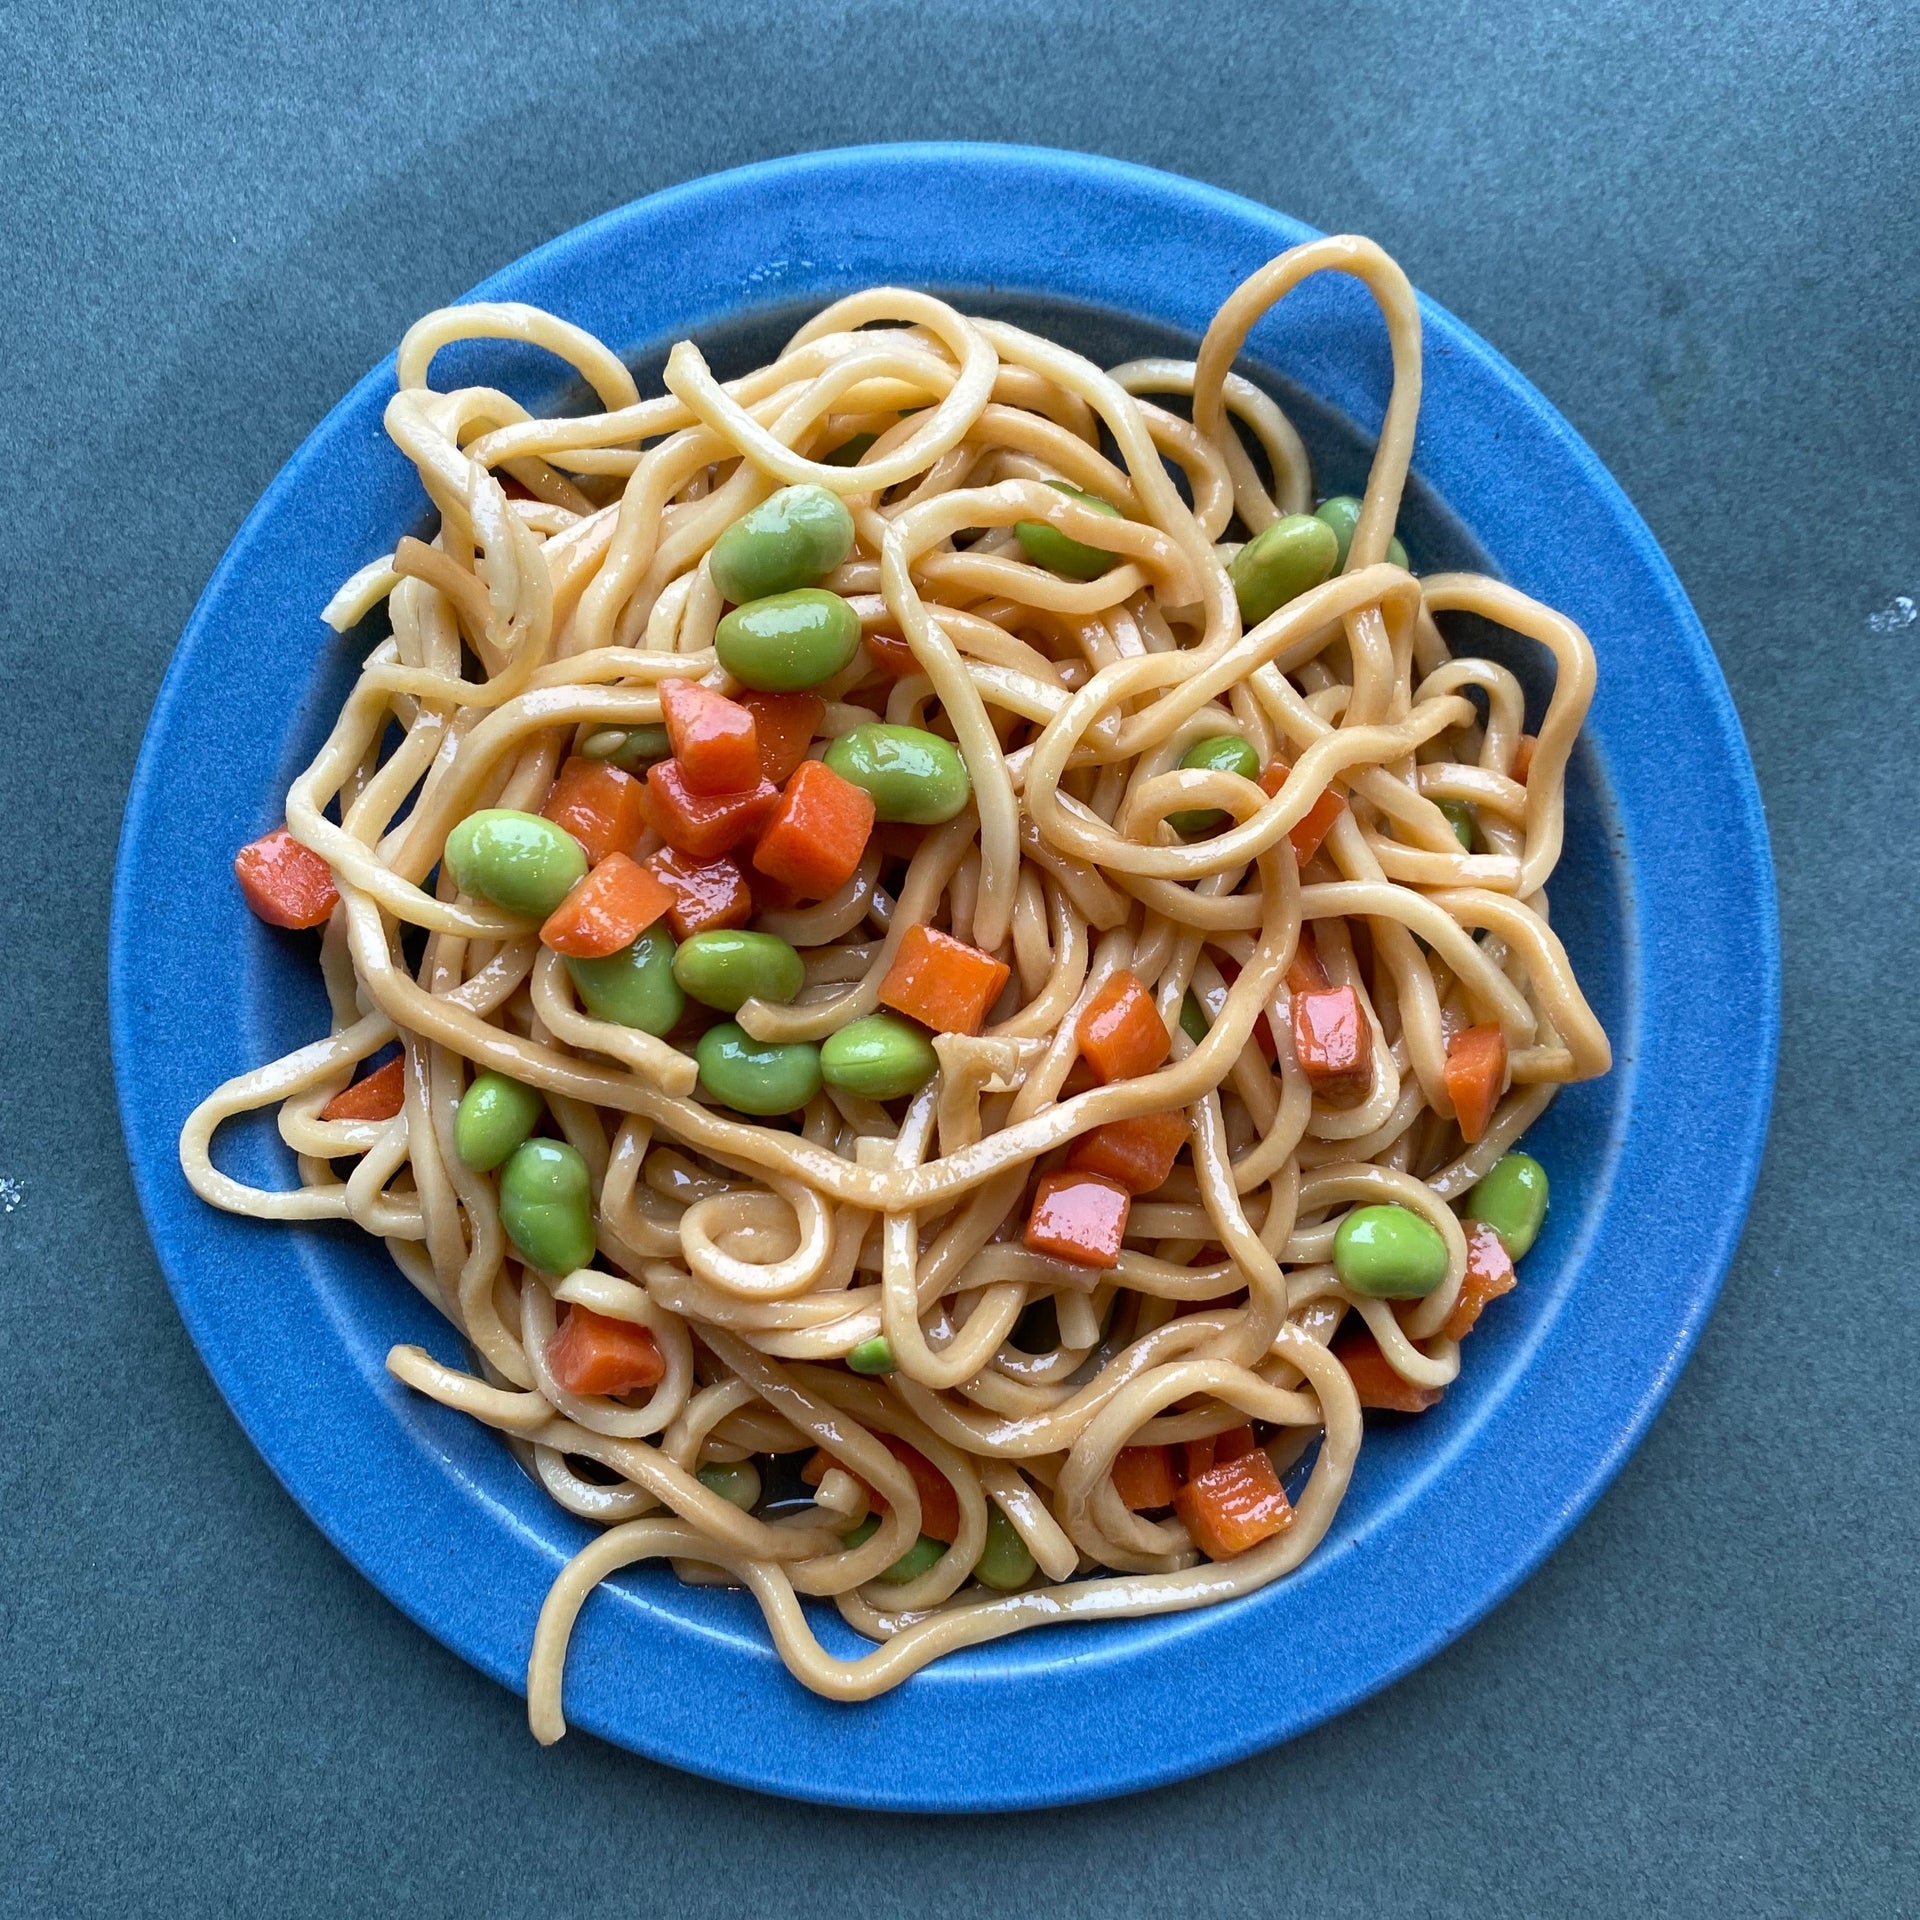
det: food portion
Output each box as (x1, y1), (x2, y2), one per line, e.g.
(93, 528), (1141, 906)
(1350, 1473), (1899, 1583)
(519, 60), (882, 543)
(183, 233), (1608, 1739)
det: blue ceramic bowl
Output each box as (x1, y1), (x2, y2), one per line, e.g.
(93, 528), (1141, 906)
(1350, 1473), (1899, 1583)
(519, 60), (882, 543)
(110, 144), (1778, 1811)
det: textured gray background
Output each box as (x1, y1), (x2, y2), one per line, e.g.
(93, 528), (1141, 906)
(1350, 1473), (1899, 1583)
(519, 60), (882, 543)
(3, 2), (1915, 1914)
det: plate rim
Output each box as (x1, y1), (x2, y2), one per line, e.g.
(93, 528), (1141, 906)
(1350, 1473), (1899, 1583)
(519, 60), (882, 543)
(109, 141), (1780, 1811)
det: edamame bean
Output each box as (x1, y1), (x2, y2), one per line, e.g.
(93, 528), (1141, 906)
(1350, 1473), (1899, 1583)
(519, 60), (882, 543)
(672, 929), (806, 1012)
(442, 809), (587, 918)
(846, 1335), (896, 1375)
(1227, 513), (1339, 626)
(1333, 1203), (1450, 1298)
(498, 1138), (596, 1275)
(714, 588), (861, 691)
(820, 1014), (939, 1100)
(1464, 1151), (1549, 1257)
(841, 1515), (946, 1584)
(696, 1460), (762, 1511)
(974, 1503), (1036, 1591)
(1180, 991), (1210, 1043)
(1438, 799), (1475, 851)
(822, 723), (972, 824)
(565, 924), (685, 1035)
(708, 484), (856, 603)
(1014, 482), (1122, 580)
(695, 1022), (822, 1115)
(1315, 495), (1410, 572)
(453, 1071), (545, 1172)
(1168, 732), (1262, 836)
(580, 724), (671, 772)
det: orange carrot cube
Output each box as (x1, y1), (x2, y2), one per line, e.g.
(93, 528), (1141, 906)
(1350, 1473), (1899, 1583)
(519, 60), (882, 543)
(539, 853), (675, 958)
(1332, 1330), (1444, 1412)
(751, 758), (875, 898)
(234, 826), (339, 929)
(1113, 1445), (1177, 1511)
(1292, 984), (1373, 1106)
(1174, 1451), (1296, 1559)
(642, 846), (754, 940)
(738, 690), (824, 785)
(644, 759), (780, 859)
(1445, 1023), (1509, 1144)
(659, 679), (761, 796)
(878, 924), (1011, 1036)
(320, 1056), (405, 1122)
(803, 1435), (960, 1541)
(1075, 969), (1171, 1083)
(546, 1306), (666, 1398)
(1511, 734), (1537, 784)
(1023, 1170), (1130, 1268)
(1441, 1221), (1518, 1341)
(863, 630), (918, 678)
(1260, 760), (1345, 866)
(541, 756), (648, 865)
(1067, 1111), (1189, 1195)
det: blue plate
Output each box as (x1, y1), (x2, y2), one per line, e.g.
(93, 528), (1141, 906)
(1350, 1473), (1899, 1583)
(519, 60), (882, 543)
(110, 144), (1778, 1811)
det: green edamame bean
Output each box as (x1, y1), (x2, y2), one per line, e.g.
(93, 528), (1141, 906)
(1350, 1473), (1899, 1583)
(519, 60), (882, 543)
(708, 484), (856, 603)
(1168, 732), (1262, 836)
(846, 1335), (896, 1376)
(1315, 495), (1410, 572)
(498, 1138), (596, 1275)
(1014, 482), (1123, 580)
(1438, 799), (1476, 851)
(823, 431), (877, 466)
(1464, 1152), (1549, 1257)
(442, 809), (587, 918)
(822, 723), (972, 824)
(1180, 991), (1210, 1044)
(564, 924), (685, 1035)
(1333, 1203), (1450, 1298)
(820, 1014), (939, 1100)
(714, 588), (862, 692)
(695, 1022), (822, 1115)
(842, 1511), (943, 1580)
(1227, 513), (1339, 626)
(672, 929), (806, 1012)
(974, 1503), (1036, 1592)
(453, 1071), (545, 1172)
(580, 724), (671, 772)
(696, 1460), (763, 1511)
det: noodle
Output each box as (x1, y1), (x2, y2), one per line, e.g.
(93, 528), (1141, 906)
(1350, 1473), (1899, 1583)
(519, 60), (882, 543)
(182, 234), (1609, 1741)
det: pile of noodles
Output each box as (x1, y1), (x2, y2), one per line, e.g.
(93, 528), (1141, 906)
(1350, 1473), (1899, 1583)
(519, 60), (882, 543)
(182, 234), (1608, 1739)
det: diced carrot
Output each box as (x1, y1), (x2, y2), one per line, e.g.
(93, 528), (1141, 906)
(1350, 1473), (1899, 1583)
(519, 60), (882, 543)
(1286, 925), (1329, 996)
(1445, 1023), (1509, 1145)
(643, 846), (754, 939)
(1113, 1445), (1177, 1510)
(659, 679), (761, 796)
(321, 1056), (405, 1122)
(1292, 983), (1373, 1106)
(1259, 760), (1345, 866)
(644, 759), (780, 859)
(539, 853), (674, 958)
(1076, 969), (1171, 1083)
(738, 690), (824, 785)
(1024, 1170), (1131, 1268)
(751, 758), (876, 898)
(1332, 1329), (1444, 1413)
(879, 924), (1010, 1036)
(1174, 1451), (1296, 1559)
(803, 1435), (960, 1542)
(1441, 1221), (1518, 1341)
(234, 826), (338, 929)
(541, 756), (647, 865)
(1511, 734), (1537, 784)
(1214, 1424), (1259, 1463)
(1067, 1111), (1188, 1195)
(1181, 1436), (1217, 1483)
(546, 1307), (666, 1398)
(863, 630), (919, 678)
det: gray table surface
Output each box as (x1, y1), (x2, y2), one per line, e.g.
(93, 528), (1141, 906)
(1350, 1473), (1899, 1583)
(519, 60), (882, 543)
(4, 2), (1914, 1913)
